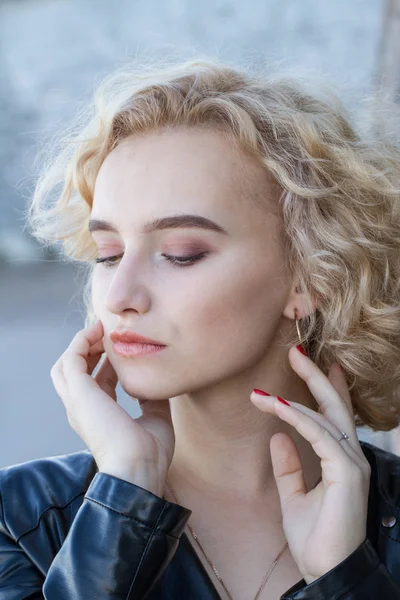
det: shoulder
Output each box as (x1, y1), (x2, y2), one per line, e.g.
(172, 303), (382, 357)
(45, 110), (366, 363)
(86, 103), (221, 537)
(0, 449), (97, 540)
(360, 439), (400, 509)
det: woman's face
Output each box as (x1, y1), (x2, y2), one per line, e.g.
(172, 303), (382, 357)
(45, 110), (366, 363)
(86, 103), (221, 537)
(90, 126), (294, 400)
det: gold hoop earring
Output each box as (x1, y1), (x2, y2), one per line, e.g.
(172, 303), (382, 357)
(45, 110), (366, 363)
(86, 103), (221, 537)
(294, 307), (302, 345)
(294, 308), (322, 413)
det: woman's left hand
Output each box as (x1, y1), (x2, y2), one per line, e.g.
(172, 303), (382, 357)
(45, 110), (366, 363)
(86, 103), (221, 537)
(250, 346), (372, 585)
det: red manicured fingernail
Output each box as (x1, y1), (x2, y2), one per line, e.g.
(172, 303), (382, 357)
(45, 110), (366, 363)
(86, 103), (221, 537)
(296, 344), (307, 356)
(253, 389), (271, 396)
(277, 396), (291, 406)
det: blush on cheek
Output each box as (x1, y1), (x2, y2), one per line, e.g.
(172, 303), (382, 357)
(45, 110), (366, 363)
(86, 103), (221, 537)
(196, 295), (233, 330)
(191, 272), (252, 331)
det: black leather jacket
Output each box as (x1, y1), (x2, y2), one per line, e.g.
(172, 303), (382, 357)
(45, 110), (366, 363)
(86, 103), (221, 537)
(1, 440), (400, 599)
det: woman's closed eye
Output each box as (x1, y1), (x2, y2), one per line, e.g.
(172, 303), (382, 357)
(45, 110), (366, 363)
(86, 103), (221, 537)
(94, 252), (209, 269)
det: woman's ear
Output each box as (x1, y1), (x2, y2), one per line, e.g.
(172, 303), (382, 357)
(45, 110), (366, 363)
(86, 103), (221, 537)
(283, 280), (317, 321)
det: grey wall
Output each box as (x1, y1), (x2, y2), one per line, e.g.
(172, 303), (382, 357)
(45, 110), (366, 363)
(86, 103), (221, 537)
(0, 0), (385, 243)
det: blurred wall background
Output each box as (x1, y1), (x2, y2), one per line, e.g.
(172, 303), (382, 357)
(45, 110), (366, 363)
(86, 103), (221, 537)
(1, 0), (398, 468)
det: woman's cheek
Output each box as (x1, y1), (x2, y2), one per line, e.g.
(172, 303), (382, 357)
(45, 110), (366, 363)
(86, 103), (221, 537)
(91, 270), (108, 316)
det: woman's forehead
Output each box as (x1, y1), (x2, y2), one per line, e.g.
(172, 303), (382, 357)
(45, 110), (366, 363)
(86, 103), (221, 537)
(94, 128), (280, 218)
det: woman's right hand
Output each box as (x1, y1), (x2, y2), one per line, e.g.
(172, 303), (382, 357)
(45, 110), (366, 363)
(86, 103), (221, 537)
(50, 319), (175, 496)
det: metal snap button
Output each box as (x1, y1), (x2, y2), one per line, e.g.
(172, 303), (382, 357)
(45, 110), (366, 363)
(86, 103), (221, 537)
(382, 516), (397, 528)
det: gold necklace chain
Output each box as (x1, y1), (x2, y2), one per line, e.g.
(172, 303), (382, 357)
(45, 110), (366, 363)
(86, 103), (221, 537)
(165, 478), (289, 600)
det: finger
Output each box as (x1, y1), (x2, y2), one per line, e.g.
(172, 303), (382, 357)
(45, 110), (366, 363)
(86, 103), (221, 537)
(252, 391), (341, 442)
(289, 400), (367, 468)
(251, 391), (364, 466)
(50, 358), (94, 429)
(60, 354), (122, 433)
(327, 362), (353, 413)
(289, 346), (352, 410)
(88, 338), (105, 356)
(288, 347), (359, 453)
(50, 361), (68, 401)
(87, 341), (106, 376)
(94, 355), (118, 401)
(273, 398), (370, 479)
(51, 324), (104, 397)
(63, 320), (104, 381)
(270, 432), (310, 505)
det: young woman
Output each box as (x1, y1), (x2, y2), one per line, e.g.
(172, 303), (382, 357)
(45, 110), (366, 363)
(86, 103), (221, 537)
(1, 58), (400, 599)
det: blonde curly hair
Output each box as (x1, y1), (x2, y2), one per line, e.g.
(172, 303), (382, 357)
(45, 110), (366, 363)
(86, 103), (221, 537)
(25, 57), (400, 432)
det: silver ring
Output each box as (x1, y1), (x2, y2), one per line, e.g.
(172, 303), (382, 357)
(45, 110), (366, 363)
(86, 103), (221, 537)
(337, 432), (350, 443)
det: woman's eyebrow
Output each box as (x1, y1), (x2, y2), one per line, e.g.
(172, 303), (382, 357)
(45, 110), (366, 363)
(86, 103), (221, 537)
(88, 214), (229, 235)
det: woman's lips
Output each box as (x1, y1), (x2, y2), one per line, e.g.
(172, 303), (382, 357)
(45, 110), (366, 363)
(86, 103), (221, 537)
(112, 342), (167, 357)
(110, 331), (165, 345)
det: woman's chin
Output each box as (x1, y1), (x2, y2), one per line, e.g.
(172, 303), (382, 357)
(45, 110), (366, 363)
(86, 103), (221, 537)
(117, 377), (171, 402)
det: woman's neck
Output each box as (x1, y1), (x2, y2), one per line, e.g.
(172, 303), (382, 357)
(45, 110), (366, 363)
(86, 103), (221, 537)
(167, 376), (322, 503)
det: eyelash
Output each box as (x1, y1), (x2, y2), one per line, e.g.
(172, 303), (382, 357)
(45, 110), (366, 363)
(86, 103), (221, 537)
(94, 252), (208, 269)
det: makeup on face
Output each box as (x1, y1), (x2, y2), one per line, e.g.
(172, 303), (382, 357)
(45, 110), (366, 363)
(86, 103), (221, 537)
(92, 228), (221, 271)
(112, 342), (167, 357)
